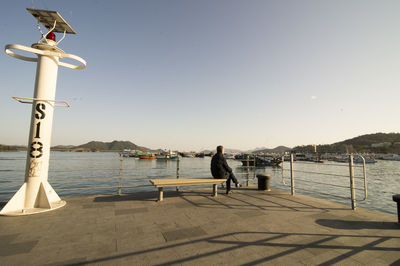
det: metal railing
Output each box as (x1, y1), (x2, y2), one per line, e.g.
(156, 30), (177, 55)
(282, 153), (368, 210)
(0, 153), (368, 211)
(0, 155), (217, 198)
(234, 153), (369, 210)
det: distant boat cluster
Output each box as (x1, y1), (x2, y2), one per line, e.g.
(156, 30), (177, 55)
(120, 150), (179, 160)
(236, 153), (381, 166)
(120, 150), (216, 160)
(284, 153), (378, 164)
(120, 148), (400, 166)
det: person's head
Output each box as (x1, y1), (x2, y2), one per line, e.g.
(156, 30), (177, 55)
(217, 145), (224, 154)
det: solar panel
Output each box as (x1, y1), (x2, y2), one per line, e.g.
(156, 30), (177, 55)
(27, 8), (76, 34)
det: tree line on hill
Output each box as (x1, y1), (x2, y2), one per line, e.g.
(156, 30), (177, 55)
(51, 140), (159, 152)
(2, 133), (400, 154)
(292, 133), (400, 154)
(0, 145), (19, 151)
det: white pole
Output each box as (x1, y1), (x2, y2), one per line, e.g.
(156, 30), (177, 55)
(1, 42), (86, 216)
(24, 53), (59, 209)
(0, 45), (65, 215)
(349, 154), (356, 210)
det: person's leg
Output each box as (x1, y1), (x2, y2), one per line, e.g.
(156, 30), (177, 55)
(226, 172), (232, 193)
(229, 172), (240, 187)
(226, 172), (240, 193)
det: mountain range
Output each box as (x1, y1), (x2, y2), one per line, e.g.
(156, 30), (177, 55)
(52, 140), (159, 152)
(2, 132), (400, 153)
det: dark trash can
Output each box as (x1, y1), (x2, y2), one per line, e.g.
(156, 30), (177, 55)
(257, 174), (271, 191)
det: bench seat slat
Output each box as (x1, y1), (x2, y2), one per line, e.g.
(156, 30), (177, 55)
(149, 178), (226, 187)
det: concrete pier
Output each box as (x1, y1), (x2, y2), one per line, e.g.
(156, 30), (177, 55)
(1, 186), (399, 265)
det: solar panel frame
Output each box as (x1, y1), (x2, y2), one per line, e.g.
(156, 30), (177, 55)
(26, 8), (76, 34)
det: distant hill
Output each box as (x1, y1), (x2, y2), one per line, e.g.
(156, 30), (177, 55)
(340, 133), (400, 147)
(5, 132), (399, 154)
(252, 146), (292, 154)
(0, 144), (19, 151)
(292, 132), (400, 154)
(52, 140), (157, 152)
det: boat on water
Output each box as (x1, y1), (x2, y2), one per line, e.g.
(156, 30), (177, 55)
(224, 153), (235, 160)
(235, 154), (255, 160)
(241, 156), (282, 167)
(379, 154), (400, 161)
(180, 152), (195, 158)
(332, 155), (376, 164)
(119, 149), (138, 158)
(156, 151), (179, 160)
(138, 152), (156, 159)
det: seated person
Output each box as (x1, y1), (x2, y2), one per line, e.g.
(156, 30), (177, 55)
(211, 145), (241, 194)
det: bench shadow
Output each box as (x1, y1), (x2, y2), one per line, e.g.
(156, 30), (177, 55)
(92, 190), (213, 203)
(93, 191), (161, 202)
(316, 219), (400, 230)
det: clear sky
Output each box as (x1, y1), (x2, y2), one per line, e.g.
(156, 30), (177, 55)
(1, 0), (400, 151)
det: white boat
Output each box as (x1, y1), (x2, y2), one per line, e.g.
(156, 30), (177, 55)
(383, 154), (400, 161)
(156, 151), (178, 160)
(333, 155), (376, 164)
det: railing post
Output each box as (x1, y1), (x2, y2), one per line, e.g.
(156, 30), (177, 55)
(349, 154), (356, 210)
(290, 153), (295, 195)
(281, 155), (286, 185)
(360, 155), (367, 200)
(253, 154), (256, 180)
(246, 154), (250, 187)
(118, 153), (123, 195)
(176, 155), (180, 191)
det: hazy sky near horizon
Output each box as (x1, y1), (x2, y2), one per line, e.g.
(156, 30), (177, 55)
(1, 0), (400, 151)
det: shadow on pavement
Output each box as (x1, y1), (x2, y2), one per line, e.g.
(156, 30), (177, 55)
(61, 231), (400, 266)
(316, 219), (400, 230)
(93, 190), (213, 203)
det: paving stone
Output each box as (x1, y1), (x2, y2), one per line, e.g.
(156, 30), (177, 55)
(0, 187), (399, 265)
(0, 234), (39, 256)
(114, 207), (148, 216)
(162, 226), (207, 242)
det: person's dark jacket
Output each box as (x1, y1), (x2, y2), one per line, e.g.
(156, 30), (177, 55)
(211, 152), (232, 178)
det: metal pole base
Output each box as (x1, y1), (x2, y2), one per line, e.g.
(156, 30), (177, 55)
(0, 181), (66, 216)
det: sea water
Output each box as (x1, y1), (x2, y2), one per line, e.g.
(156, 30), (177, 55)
(0, 152), (399, 216)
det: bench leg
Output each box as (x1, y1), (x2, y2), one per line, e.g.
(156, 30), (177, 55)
(213, 184), (218, 197)
(158, 187), (164, 202)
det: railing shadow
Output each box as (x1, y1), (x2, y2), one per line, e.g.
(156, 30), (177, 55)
(93, 191), (173, 202)
(176, 188), (350, 213)
(91, 187), (353, 214)
(61, 231), (400, 266)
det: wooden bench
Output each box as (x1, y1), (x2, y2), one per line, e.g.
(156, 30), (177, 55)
(149, 178), (226, 201)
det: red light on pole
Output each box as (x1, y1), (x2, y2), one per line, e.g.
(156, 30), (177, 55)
(46, 31), (56, 41)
